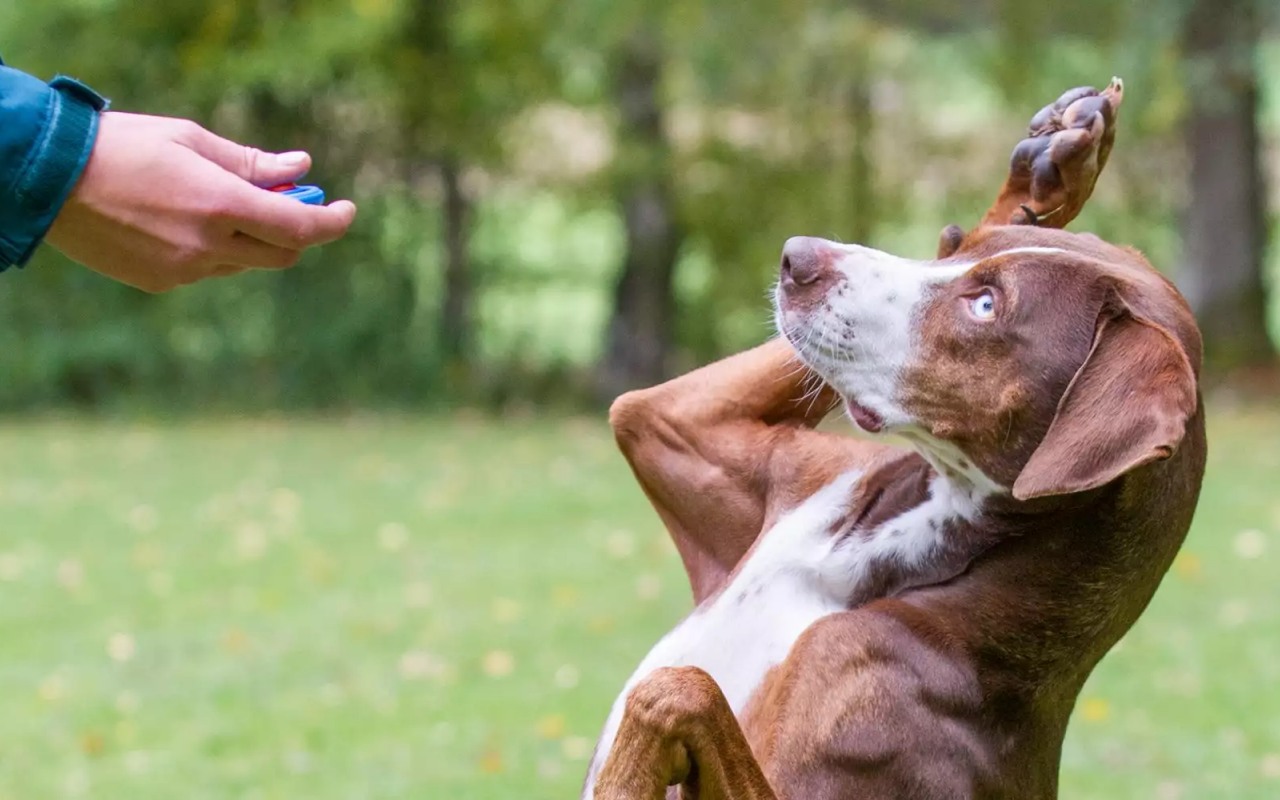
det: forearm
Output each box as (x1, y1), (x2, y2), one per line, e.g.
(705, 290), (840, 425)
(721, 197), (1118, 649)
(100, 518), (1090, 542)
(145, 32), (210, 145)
(620, 337), (839, 431)
(608, 338), (843, 595)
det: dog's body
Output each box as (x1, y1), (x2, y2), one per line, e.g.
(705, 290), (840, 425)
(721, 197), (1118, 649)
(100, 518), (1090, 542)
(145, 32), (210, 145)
(586, 81), (1207, 799)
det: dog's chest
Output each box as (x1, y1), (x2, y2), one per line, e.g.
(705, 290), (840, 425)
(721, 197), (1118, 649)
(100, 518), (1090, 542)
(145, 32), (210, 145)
(583, 469), (975, 796)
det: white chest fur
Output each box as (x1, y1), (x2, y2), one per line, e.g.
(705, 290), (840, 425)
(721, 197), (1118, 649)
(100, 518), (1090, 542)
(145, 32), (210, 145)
(582, 467), (985, 797)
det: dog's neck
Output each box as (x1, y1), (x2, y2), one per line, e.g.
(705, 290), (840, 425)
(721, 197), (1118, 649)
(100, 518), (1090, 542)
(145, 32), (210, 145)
(820, 452), (1004, 605)
(894, 426), (1006, 501)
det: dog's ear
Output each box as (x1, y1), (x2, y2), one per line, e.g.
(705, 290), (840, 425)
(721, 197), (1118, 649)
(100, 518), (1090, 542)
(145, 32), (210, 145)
(936, 224), (965, 259)
(1012, 308), (1197, 501)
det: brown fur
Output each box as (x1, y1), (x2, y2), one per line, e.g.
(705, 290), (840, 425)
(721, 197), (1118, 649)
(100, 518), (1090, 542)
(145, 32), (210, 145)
(594, 82), (1204, 800)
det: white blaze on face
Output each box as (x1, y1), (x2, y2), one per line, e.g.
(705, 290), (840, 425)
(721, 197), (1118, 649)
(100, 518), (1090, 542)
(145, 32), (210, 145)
(776, 242), (972, 428)
(775, 243), (1070, 432)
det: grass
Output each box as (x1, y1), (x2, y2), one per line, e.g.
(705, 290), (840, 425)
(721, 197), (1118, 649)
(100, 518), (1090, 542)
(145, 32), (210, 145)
(0, 406), (1276, 799)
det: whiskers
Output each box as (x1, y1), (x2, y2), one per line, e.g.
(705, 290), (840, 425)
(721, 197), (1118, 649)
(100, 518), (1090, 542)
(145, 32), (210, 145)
(767, 279), (854, 419)
(797, 367), (828, 415)
(773, 350), (812, 384)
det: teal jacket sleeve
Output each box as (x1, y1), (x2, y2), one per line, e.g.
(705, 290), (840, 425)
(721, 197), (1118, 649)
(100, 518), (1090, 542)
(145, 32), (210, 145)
(0, 56), (108, 271)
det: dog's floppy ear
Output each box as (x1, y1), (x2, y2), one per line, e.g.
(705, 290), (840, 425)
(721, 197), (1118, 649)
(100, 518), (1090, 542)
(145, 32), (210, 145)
(1012, 306), (1197, 501)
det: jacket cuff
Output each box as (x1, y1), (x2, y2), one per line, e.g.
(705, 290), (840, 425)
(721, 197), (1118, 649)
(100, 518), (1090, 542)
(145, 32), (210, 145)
(0, 75), (108, 271)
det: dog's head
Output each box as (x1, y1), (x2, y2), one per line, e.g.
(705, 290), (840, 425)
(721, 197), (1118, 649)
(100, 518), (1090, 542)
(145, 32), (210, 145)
(775, 226), (1201, 500)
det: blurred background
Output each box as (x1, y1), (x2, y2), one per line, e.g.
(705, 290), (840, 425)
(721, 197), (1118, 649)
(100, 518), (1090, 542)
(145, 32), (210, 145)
(0, 0), (1277, 798)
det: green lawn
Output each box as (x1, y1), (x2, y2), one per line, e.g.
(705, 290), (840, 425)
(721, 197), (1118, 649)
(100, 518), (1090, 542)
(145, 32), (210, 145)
(0, 407), (1276, 799)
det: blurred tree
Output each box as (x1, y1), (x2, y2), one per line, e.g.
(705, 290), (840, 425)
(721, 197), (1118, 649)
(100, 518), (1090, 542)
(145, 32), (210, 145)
(438, 155), (472, 366)
(1179, 0), (1274, 370)
(598, 32), (684, 398)
(0, 0), (1275, 409)
(386, 0), (556, 384)
(389, 0), (473, 373)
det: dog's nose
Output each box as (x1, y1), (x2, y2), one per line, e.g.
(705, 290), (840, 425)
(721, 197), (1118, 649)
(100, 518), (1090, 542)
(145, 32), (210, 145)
(780, 236), (837, 289)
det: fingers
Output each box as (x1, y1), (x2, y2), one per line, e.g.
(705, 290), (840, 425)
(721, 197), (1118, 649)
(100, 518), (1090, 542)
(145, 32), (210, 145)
(223, 232), (303, 269)
(224, 188), (358, 250)
(210, 264), (249, 279)
(177, 122), (357, 250)
(183, 123), (313, 187)
(182, 236), (297, 286)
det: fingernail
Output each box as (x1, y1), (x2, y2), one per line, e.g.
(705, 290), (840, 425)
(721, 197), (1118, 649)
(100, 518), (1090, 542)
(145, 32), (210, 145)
(278, 151), (308, 166)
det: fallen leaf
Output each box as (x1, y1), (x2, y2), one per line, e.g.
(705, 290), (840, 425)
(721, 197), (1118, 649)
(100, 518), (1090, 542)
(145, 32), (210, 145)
(604, 530), (636, 559)
(478, 747), (504, 774)
(403, 581), (433, 609)
(399, 650), (449, 681)
(1080, 697), (1110, 723)
(1261, 754), (1280, 779)
(37, 675), (66, 703)
(378, 522), (410, 552)
(221, 628), (251, 656)
(491, 597), (523, 624)
(636, 573), (662, 600)
(554, 664), (580, 690)
(561, 736), (592, 761)
(1233, 529), (1267, 560)
(1172, 552), (1201, 581)
(127, 505), (158, 533)
(482, 650), (515, 678)
(107, 633), (136, 663)
(57, 559), (85, 591)
(552, 585), (580, 609)
(79, 731), (106, 757)
(536, 714), (566, 739)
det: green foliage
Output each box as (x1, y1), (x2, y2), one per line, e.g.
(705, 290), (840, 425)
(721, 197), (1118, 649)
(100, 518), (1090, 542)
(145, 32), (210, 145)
(0, 1), (1276, 409)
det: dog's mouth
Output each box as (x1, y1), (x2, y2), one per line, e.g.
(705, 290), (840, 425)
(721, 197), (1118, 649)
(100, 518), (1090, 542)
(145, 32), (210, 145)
(776, 302), (894, 435)
(777, 317), (888, 435)
(844, 398), (885, 433)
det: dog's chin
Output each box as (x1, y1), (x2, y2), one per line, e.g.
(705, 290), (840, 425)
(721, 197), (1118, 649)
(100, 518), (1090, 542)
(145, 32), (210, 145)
(777, 332), (887, 436)
(776, 312), (896, 436)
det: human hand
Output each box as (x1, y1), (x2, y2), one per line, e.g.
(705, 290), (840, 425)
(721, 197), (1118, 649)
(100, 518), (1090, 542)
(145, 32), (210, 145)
(45, 112), (357, 292)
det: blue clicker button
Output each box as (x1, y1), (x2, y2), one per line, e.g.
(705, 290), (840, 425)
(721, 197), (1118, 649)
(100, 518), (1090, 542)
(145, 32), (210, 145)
(269, 183), (326, 205)
(282, 184), (325, 205)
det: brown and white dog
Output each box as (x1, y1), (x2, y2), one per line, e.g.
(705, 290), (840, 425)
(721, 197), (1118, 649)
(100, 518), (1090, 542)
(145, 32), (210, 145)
(584, 79), (1207, 799)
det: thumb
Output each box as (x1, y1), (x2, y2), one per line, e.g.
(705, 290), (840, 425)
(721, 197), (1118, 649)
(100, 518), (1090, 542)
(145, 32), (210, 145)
(185, 126), (312, 187)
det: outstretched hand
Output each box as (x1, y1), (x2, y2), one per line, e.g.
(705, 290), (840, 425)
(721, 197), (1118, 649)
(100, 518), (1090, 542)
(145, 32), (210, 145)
(46, 112), (357, 292)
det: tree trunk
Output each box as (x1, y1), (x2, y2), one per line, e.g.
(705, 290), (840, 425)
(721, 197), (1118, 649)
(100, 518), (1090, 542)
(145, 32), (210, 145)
(1180, 0), (1273, 371)
(439, 156), (473, 367)
(846, 54), (875, 245)
(597, 34), (683, 401)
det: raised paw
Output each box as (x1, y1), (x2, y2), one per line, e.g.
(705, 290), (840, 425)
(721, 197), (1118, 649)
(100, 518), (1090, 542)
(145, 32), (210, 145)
(1007, 78), (1124, 225)
(989, 78), (1124, 229)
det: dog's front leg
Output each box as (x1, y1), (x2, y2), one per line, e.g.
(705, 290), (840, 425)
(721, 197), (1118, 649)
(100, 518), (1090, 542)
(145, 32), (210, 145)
(595, 667), (777, 800)
(609, 338), (885, 601)
(936, 78), (1125, 259)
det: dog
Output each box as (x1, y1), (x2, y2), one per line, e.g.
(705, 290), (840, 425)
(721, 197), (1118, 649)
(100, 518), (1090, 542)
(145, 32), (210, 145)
(582, 78), (1207, 799)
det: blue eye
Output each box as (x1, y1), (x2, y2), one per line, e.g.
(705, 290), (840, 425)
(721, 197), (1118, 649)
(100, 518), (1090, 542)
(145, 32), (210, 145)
(970, 291), (997, 320)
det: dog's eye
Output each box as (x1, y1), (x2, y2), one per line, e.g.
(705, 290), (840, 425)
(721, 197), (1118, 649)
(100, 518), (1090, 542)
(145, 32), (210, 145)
(969, 291), (997, 320)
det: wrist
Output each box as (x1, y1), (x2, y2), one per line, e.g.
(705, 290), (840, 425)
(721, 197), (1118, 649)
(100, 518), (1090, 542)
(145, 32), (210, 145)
(0, 74), (109, 271)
